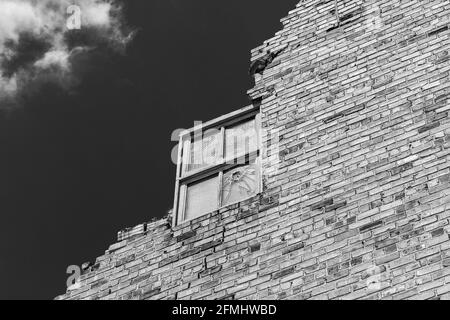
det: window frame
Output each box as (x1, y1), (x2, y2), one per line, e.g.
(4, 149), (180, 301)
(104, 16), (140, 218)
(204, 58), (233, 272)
(173, 106), (262, 226)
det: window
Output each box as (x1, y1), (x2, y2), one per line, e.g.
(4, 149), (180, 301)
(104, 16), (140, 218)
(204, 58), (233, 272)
(173, 109), (261, 225)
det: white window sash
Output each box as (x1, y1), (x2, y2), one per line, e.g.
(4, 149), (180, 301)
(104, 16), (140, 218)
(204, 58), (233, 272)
(174, 111), (262, 225)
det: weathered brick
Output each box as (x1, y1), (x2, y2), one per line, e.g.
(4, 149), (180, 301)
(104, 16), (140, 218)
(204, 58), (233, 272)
(272, 267), (296, 280)
(360, 220), (383, 232)
(418, 122), (440, 134)
(177, 230), (196, 242)
(310, 199), (334, 211)
(376, 252), (400, 266)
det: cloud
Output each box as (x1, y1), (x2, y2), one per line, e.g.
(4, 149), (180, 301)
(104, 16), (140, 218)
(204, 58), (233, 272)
(34, 50), (71, 71)
(0, 0), (134, 107)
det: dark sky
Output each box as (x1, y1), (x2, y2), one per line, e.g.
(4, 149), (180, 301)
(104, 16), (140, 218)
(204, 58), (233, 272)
(0, 0), (299, 300)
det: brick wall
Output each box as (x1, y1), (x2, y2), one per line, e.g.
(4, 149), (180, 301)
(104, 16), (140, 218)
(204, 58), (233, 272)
(57, 0), (450, 300)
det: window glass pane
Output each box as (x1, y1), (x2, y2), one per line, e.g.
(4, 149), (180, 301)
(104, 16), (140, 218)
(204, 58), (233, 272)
(185, 175), (219, 220)
(221, 160), (258, 206)
(225, 119), (257, 161)
(186, 131), (220, 173)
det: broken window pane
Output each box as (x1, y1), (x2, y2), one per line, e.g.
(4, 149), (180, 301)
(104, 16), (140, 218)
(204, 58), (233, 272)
(185, 175), (219, 220)
(225, 119), (257, 162)
(221, 160), (258, 206)
(186, 130), (220, 173)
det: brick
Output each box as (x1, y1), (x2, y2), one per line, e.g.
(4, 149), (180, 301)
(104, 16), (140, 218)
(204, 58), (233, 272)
(418, 122), (440, 134)
(282, 242), (305, 255)
(177, 230), (196, 242)
(310, 199), (333, 211)
(360, 220), (383, 232)
(142, 287), (161, 299)
(272, 267), (296, 280)
(376, 252), (400, 266)
(249, 243), (261, 253)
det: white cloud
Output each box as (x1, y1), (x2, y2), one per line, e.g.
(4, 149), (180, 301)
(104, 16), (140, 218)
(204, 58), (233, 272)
(0, 0), (134, 104)
(81, 2), (112, 27)
(0, 1), (42, 43)
(0, 74), (18, 98)
(34, 50), (71, 70)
